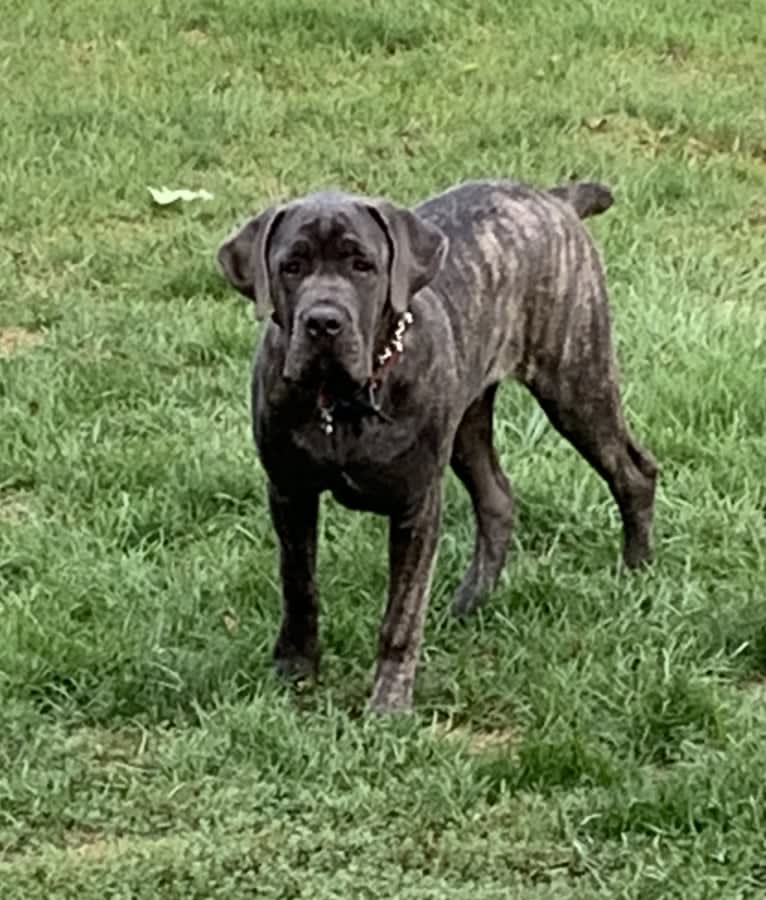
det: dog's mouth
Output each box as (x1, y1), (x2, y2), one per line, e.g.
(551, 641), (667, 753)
(283, 324), (369, 389)
(283, 345), (367, 390)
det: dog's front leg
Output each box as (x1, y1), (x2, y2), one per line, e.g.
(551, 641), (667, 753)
(368, 484), (442, 714)
(268, 483), (321, 681)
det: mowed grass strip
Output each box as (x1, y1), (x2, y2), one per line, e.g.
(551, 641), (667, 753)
(1, 1), (766, 897)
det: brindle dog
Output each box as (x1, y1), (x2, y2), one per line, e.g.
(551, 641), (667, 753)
(217, 179), (657, 713)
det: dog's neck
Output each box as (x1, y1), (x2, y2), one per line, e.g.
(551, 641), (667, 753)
(317, 310), (414, 436)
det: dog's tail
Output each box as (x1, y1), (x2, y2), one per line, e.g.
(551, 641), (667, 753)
(547, 182), (614, 219)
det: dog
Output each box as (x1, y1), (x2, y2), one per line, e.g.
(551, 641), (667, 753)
(217, 178), (657, 713)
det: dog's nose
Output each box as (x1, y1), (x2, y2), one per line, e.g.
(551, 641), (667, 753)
(304, 304), (344, 339)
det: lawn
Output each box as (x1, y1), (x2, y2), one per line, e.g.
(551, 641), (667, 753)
(2, 0), (766, 896)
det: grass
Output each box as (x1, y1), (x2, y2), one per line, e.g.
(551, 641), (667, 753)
(2, 0), (766, 895)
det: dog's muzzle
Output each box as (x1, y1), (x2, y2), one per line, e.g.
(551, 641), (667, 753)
(283, 301), (364, 385)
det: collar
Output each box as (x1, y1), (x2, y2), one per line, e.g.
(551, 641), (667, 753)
(318, 310), (414, 435)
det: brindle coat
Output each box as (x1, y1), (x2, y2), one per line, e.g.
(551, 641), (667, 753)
(217, 179), (658, 713)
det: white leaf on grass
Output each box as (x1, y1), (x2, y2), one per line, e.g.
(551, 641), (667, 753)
(147, 186), (214, 206)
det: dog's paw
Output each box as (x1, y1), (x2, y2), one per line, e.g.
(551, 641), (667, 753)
(622, 539), (654, 571)
(367, 664), (414, 715)
(450, 580), (488, 619)
(273, 651), (319, 683)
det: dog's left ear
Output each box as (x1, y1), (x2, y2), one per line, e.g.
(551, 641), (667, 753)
(217, 206), (285, 320)
(365, 201), (448, 314)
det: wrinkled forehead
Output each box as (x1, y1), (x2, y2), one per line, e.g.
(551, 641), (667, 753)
(274, 196), (388, 257)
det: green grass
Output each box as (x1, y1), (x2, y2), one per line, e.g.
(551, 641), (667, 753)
(2, 0), (766, 896)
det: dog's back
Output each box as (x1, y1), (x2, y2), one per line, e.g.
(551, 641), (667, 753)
(414, 180), (614, 392)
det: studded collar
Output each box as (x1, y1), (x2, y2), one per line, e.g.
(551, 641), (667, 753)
(317, 310), (414, 435)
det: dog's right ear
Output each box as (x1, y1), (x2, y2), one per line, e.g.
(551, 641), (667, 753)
(216, 206), (284, 320)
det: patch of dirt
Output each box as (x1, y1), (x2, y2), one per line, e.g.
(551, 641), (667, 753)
(0, 491), (33, 522)
(91, 214), (154, 243)
(1, 830), (189, 866)
(64, 37), (130, 61)
(0, 327), (45, 358)
(579, 112), (677, 160)
(65, 830), (118, 861)
(580, 112), (766, 167)
(64, 725), (148, 765)
(182, 29), (209, 46)
(64, 39), (98, 66)
(431, 720), (519, 754)
(63, 832), (184, 863)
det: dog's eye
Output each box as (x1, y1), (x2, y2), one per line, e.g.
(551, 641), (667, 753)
(281, 260), (303, 276)
(352, 258), (374, 274)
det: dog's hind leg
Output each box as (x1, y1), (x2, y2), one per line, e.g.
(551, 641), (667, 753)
(528, 367), (657, 570)
(450, 384), (515, 617)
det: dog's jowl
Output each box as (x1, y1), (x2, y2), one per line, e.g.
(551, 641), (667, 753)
(217, 179), (658, 714)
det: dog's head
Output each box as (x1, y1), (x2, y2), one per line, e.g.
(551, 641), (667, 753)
(217, 191), (447, 389)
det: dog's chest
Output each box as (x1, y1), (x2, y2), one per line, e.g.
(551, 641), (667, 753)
(284, 418), (425, 514)
(328, 467), (377, 511)
(327, 455), (408, 514)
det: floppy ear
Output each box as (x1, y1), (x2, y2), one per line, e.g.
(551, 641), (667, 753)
(365, 201), (448, 314)
(216, 206), (284, 320)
